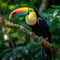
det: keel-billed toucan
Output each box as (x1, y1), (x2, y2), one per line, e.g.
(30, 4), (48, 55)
(9, 7), (51, 59)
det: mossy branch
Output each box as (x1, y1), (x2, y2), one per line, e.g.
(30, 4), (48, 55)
(0, 17), (60, 55)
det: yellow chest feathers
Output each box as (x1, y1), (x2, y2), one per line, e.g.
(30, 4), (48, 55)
(25, 12), (37, 25)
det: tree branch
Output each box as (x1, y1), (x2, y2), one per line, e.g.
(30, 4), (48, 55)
(39, 0), (50, 14)
(0, 17), (51, 47)
(0, 17), (60, 55)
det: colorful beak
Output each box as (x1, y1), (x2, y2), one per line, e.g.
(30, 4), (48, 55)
(9, 7), (29, 19)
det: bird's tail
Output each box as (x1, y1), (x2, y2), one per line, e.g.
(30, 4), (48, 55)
(42, 44), (52, 60)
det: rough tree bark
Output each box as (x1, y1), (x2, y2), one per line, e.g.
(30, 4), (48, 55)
(0, 17), (60, 55)
(39, 0), (51, 14)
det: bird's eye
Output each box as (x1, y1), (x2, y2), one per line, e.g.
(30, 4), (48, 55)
(29, 8), (34, 12)
(29, 9), (33, 12)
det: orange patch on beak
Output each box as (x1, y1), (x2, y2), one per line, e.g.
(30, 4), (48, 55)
(15, 9), (25, 14)
(15, 8), (28, 14)
(9, 7), (29, 19)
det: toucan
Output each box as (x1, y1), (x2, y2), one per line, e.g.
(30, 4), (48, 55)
(9, 7), (52, 59)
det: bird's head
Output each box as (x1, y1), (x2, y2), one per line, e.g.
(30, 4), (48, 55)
(9, 7), (37, 25)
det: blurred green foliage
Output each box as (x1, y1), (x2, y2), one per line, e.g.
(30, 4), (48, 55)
(0, 0), (60, 60)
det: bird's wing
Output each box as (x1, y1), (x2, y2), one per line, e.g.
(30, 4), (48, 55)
(37, 16), (51, 41)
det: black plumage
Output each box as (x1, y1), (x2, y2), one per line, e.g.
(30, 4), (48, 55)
(29, 9), (52, 59)
(30, 16), (51, 41)
(29, 7), (51, 41)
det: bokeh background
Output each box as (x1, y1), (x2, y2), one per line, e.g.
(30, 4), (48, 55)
(0, 0), (60, 60)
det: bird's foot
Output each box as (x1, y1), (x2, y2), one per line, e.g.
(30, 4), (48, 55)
(37, 36), (43, 42)
(30, 32), (34, 36)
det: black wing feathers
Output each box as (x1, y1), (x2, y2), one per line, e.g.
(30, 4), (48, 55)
(37, 16), (51, 41)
